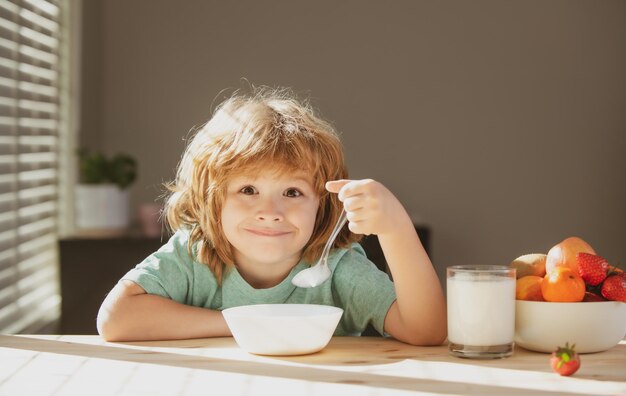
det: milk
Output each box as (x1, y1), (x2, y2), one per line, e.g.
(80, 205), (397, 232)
(447, 275), (516, 346)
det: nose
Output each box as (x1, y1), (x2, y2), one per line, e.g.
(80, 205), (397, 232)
(255, 197), (284, 222)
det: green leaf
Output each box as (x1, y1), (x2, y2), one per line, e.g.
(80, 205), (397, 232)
(107, 154), (137, 188)
(77, 149), (137, 189)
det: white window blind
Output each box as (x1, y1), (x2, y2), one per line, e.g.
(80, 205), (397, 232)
(0, 0), (67, 334)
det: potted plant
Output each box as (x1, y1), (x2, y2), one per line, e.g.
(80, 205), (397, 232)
(75, 149), (137, 236)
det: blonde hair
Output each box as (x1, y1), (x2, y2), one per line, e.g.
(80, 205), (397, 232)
(164, 87), (360, 284)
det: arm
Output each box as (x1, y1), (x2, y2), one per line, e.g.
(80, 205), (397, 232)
(326, 179), (446, 346)
(97, 280), (231, 342)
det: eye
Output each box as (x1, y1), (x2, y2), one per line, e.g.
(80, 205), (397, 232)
(239, 185), (257, 195)
(284, 188), (302, 198)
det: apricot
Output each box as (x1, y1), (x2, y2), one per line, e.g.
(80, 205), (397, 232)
(516, 275), (544, 301)
(510, 253), (547, 278)
(541, 267), (586, 302)
(545, 236), (595, 275)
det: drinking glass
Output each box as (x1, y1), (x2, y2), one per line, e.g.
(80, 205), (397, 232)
(447, 265), (516, 359)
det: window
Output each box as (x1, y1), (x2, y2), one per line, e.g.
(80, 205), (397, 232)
(0, 0), (73, 333)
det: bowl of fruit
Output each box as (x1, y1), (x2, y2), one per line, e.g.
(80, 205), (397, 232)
(512, 237), (626, 353)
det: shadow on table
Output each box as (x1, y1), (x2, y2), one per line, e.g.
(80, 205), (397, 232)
(2, 335), (606, 395)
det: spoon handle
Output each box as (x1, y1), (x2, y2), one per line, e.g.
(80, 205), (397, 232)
(320, 209), (348, 261)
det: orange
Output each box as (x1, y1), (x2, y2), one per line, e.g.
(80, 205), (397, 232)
(541, 267), (586, 302)
(545, 236), (595, 275)
(516, 275), (544, 301)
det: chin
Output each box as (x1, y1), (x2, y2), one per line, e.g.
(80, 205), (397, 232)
(252, 251), (294, 264)
(238, 245), (302, 265)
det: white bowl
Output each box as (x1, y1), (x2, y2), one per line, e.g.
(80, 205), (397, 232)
(515, 300), (626, 353)
(222, 304), (343, 356)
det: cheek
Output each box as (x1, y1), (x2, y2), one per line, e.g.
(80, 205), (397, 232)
(220, 201), (239, 234)
(300, 201), (319, 236)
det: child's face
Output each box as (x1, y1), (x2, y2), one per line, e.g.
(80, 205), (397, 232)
(221, 168), (320, 272)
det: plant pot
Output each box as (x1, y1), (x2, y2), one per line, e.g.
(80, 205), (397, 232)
(137, 202), (163, 237)
(75, 184), (130, 236)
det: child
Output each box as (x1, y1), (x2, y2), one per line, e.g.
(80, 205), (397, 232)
(97, 87), (446, 345)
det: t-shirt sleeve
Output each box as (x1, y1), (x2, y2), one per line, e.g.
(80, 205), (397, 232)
(121, 230), (197, 304)
(331, 244), (397, 336)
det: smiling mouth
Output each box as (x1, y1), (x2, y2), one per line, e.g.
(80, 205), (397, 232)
(245, 228), (291, 237)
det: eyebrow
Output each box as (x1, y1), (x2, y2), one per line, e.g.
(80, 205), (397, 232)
(290, 176), (313, 184)
(229, 175), (314, 187)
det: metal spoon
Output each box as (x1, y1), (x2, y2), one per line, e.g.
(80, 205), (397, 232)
(292, 209), (348, 288)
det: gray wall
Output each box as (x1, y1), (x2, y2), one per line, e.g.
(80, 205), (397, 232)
(80, 0), (626, 282)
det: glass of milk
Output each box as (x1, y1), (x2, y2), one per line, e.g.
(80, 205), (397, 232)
(447, 265), (516, 359)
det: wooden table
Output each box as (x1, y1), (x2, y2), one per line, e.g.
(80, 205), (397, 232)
(1, 335), (624, 395)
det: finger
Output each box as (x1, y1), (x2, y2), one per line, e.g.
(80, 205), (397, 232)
(345, 207), (366, 223)
(337, 179), (372, 201)
(347, 220), (370, 236)
(342, 196), (364, 212)
(325, 179), (352, 194)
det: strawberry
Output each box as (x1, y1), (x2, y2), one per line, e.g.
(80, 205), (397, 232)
(601, 273), (626, 302)
(582, 291), (605, 302)
(576, 253), (608, 286)
(550, 343), (580, 376)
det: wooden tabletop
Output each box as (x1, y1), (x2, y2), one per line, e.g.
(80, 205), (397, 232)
(0, 335), (624, 395)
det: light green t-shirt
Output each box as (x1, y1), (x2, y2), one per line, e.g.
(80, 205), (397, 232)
(121, 230), (397, 336)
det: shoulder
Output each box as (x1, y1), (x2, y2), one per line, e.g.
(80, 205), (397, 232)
(121, 229), (208, 282)
(154, 229), (192, 254)
(328, 243), (370, 267)
(148, 228), (202, 264)
(329, 243), (382, 277)
(122, 228), (219, 303)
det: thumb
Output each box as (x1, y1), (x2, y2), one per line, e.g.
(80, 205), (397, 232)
(325, 179), (352, 194)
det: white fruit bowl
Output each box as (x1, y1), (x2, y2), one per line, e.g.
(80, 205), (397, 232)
(515, 300), (626, 353)
(222, 304), (343, 356)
